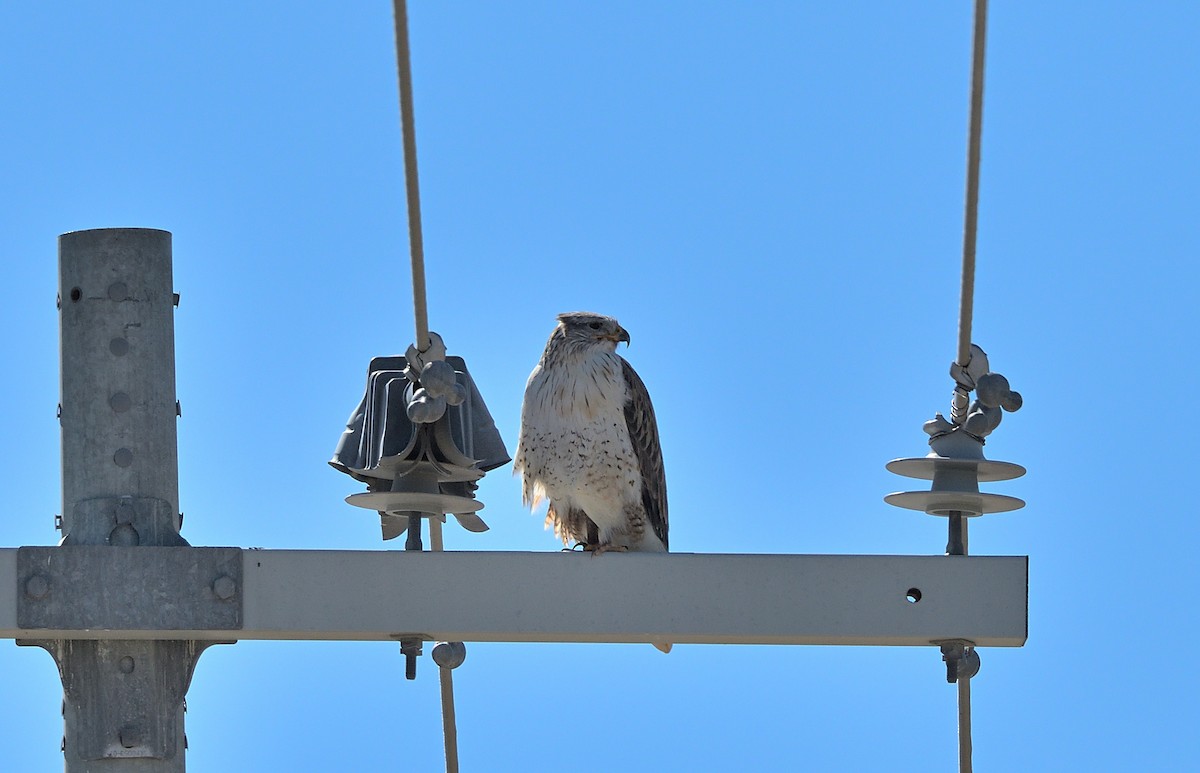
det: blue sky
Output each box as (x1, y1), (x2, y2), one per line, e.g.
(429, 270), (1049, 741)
(1, 2), (1196, 770)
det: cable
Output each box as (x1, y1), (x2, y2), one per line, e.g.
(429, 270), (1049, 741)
(945, 6), (993, 773)
(428, 516), (459, 773)
(391, 4), (457, 769)
(957, 0), (987, 368)
(430, 519), (459, 773)
(430, 515), (445, 553)
(392, 0), (432, 353)
(952, 4), (988, 771)
(958, 677), (973, 773)
(950, 0), (988, 426)
(957, 0), (988, 369)
(439, 663), (460, 773)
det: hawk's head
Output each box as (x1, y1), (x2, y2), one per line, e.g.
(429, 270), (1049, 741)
(554, 311), (630, 353)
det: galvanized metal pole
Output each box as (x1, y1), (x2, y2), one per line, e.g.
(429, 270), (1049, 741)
(59, 229), (183, 542)
(26, 228), (207, 771)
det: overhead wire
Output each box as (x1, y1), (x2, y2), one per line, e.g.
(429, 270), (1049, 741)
(952, 2), (989, 772)
(958, 678), (974, 773)
(391, 2), (459, 771)
(958, 0), (987, 369)
(392, 0), (432, 354)
(430, 518), (460, 773)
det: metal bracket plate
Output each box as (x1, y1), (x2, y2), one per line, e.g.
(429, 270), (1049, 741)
(63, 496), (187, 547)
(17, 546), (243, 631)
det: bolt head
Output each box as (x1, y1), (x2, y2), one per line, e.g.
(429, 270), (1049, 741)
(212, 575), (237, 601)
(108, 523), (140, 546)
(24, 575), (49, 600)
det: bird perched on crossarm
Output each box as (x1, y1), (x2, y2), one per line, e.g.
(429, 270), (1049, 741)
(515, 312), (668, 554)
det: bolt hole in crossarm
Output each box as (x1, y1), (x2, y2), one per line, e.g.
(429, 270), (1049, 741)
(906, 588), (923, 603)
(69, 287), (81, 302)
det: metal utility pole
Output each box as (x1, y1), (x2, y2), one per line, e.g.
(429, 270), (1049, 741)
(20, 229), (219, 771)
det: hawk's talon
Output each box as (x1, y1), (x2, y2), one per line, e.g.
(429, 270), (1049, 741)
(586, 544), (628, 556)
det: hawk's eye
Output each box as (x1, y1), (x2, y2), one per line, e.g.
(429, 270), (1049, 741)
(588, 322), (602, 330)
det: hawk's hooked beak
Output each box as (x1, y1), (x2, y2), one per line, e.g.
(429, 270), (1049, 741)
(599, 326), (630, 346)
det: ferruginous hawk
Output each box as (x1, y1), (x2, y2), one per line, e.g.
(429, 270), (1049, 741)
(514, 312), (668, 554)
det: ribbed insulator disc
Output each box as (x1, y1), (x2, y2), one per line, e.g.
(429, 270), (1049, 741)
(345, 491), (483, 515)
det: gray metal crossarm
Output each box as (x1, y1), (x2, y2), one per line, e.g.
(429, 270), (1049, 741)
(2, 550), (1027, 646)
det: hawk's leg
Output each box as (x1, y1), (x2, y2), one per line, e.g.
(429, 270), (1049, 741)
(572, 518), (629, 554)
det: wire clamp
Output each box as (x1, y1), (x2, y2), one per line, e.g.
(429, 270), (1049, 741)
(432, 641), (467, 670)
(936, 639), (981, 684)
